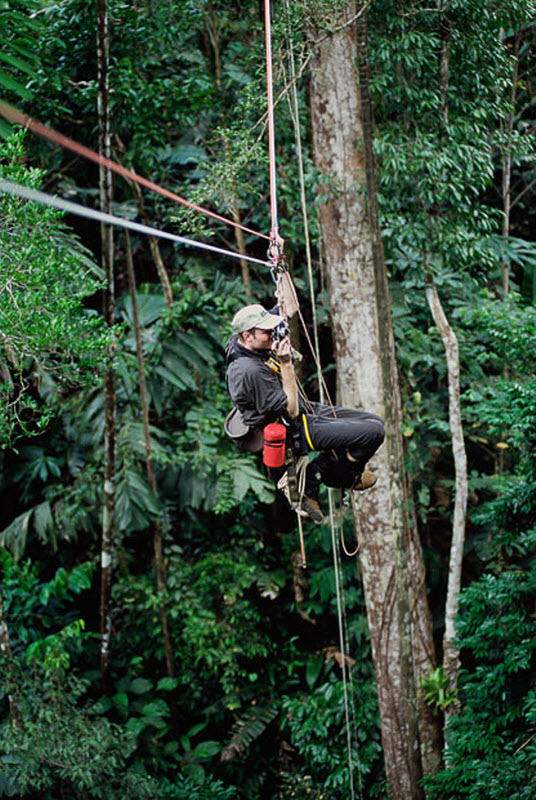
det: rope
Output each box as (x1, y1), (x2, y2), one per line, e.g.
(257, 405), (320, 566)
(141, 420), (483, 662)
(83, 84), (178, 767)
(284, 1), (324, 405)
(264, 0), (279, 242)
(279, 12), (364, 796)
(0, 100), (270, 242)
(327, 491), (357, 800)
(0, 179), (270, 268)
(340, 489), (360, 558)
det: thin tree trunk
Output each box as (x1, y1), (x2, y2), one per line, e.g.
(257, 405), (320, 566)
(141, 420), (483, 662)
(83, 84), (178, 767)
(97, 0), (116, 689)
(438, 1), (450, 128)
(425, 270), (468, 725)
(500, 28), (521, 296)
(128, 179), (174, 308)
(308, 2), (440, 795)
(206, 1), (251, 293)
(124, 232), (175, 679)
(0, 586), (21, 728)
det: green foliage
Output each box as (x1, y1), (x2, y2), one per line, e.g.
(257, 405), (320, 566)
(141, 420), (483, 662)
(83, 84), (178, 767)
(421, 666), (457, 712)
(281, 671), (383, 799)
(0, 132), (113, 444)
(2, 1), (536, 798)
(423, 568), (536, 800)
(0, 0), (42, 124)
(0, 549), (95, 651)
(114, 543), (274, 700)
(0, 662), (238, 800)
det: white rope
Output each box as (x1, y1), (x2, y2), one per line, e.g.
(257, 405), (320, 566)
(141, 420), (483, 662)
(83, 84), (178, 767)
(327, 490), (358, 800)
(0, 179), (271, 268)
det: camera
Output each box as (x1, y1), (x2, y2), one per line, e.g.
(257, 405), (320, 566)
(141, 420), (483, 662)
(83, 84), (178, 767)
(272, 319), (290, 342)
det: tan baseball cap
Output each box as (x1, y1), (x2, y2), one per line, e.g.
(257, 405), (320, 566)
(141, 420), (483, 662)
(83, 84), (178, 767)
(231, 304), (284, 334)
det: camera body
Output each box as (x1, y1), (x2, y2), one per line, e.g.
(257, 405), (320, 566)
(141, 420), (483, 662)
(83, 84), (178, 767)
(272, 319), (290, 342)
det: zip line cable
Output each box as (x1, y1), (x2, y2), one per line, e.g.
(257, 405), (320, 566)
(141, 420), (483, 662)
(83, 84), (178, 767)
(0, 100), (270, 242)
(0, 179), (270, 268)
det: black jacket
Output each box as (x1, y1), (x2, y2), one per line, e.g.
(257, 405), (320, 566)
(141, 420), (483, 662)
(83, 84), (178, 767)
(225, 335), (288, 428)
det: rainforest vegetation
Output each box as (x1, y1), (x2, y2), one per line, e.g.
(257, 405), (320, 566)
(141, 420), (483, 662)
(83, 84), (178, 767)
(1, 1), (536, 798)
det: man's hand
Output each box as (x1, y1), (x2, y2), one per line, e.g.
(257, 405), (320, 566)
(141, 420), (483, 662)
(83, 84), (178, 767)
(272, 336), (292, 363)
(273, 335), (298, 418)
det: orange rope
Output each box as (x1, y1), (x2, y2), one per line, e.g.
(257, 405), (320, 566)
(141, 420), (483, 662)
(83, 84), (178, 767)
(0, 100), (269, 241)
(264, 0), (279, 244)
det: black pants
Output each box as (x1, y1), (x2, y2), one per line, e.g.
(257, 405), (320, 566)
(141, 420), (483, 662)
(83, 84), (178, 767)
(301, 403), (385, 493)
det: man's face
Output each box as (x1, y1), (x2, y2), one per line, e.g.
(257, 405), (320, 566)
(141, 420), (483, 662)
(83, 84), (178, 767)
(242, 327), (273, 350)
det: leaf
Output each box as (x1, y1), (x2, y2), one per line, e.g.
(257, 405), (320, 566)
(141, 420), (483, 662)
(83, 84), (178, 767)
(155, 363), (196, 391)
(192, 740), (221, 759)
(112, 692), (129, 711)
(0, 51), (37, 77)
(142, 698), (169, 715)
(156, 676), (179, 691)
(0, 508), (32, 560)
(305, 653), (325, 690)
(125, 717), (148, 736)
(221, 702), (279, 760)
(129, 677), (153, 695)
(0, 72), (32, 100)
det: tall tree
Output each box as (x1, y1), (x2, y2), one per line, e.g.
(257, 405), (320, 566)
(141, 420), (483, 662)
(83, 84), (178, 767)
(97, 0), (116, 688)
(308, 2), (441, 796)
(124, 231), (175, 681)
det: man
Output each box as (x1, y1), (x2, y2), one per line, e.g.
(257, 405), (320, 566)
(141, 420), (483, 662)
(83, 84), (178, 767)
(225, 303), (385, 523)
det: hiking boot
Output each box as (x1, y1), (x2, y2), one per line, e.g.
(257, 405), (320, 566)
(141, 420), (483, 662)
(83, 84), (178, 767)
(300, 495), (324, 524)
(352, 470), (377, 491)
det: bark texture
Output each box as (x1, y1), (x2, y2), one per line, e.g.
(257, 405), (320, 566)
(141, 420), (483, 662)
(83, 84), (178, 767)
(97, 0), (116, 688)
(308, 2), (441, 794)
(425, 272), (468, 723)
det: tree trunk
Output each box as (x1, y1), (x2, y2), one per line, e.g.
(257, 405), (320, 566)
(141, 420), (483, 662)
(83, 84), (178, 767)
(0, 586), (21, 728)
(500, 28), (521, 296)
(206, 0), (251, 293)
(124, 232), (175, 680)
(97, 0), (116, 690)
(425, 270), (468, 725)
(355, 9), (443, 777)
(128, 179), (173, 308)
(308, 2), (441, 795)
(438, 1), (450, 128)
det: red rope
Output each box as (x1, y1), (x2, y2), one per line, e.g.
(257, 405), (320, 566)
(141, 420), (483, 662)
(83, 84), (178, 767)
(264, 0), (279, 243)
(0, 100), (270, 241)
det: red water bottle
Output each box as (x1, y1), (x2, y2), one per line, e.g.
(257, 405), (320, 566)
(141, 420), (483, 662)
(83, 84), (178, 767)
(263, 422), (286, 467)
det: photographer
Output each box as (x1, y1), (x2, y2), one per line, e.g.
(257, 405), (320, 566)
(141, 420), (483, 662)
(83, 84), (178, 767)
(225, 304), (385, 523)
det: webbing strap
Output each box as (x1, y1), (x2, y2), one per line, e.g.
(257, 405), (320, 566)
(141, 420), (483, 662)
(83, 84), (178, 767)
(302, 413), (314, 450)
